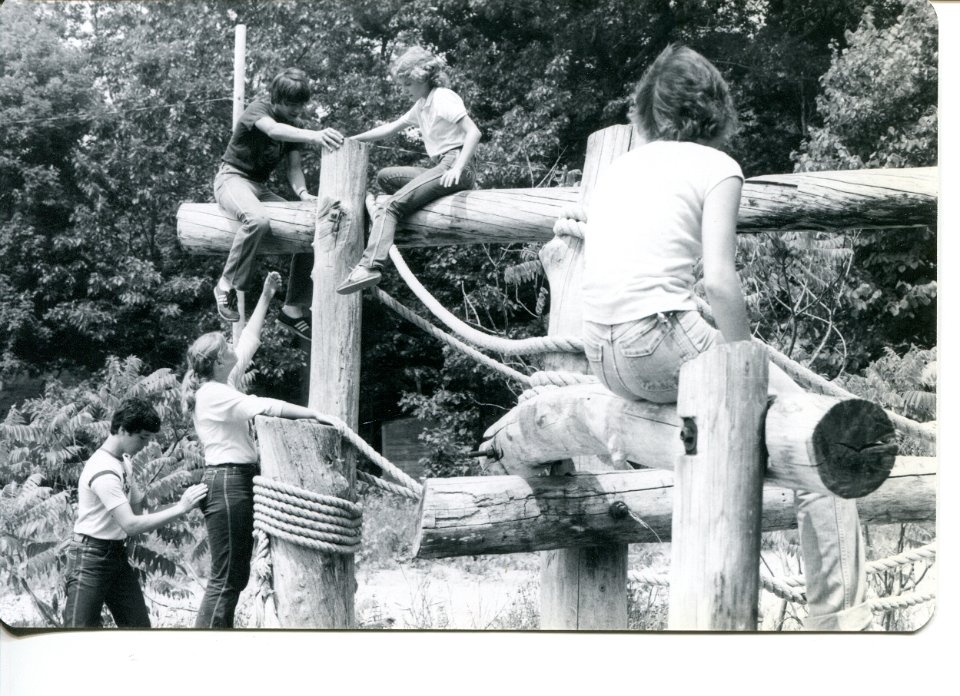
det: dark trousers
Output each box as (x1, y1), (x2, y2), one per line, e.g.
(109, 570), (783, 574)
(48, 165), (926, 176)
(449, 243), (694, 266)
(359, 149), (475, 269)
(214, 164), (313, 307)
(195, 465), (256, 628)
(62, 535), (150, 628)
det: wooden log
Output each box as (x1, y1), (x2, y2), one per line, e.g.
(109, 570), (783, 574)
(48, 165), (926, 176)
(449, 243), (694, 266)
(537, 125), (637, 631)
(480, 383), (897, 498)
(177, 200), (341, 256)
(176, 167), (936, 254)
(669, 342), (768, 630)
(412, 457), (935, 558)
(255, 417), (354, 627)
(288, 140), (368, 629)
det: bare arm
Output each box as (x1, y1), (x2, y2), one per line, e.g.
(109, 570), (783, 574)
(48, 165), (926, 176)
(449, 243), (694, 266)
(440, 115), (482, 187)
(277, 402), (337, 427)
(110, 484), (207, 537)
(350, 118), (410, 143)
(244, 271), (282, 339)
(285, 151), (313, 200)
(701, 176), (750, 343)
(254, 116), (343, 149)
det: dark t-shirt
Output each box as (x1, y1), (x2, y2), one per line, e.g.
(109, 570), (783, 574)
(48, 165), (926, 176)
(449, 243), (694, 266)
(221, 100), (302, 182)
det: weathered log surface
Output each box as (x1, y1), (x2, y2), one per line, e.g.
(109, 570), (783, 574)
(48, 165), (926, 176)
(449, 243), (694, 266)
(412, 456), (935, 558)
(481, 383), (896, 498)
(176, 167), (936, 254)
(670, 342), (768, 630)
(256, 417), (354, 628)
(536, 124), (634, 630)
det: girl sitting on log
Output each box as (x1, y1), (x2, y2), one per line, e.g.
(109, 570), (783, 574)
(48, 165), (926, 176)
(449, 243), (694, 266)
(213, 67), (344, 341)
(182, 271), (333, 628)
(336, 46), (482, 294)
(580, 45), (871, 631)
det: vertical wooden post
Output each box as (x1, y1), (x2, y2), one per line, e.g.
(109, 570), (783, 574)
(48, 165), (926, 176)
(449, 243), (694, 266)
(290, 139), (367, 628)
(230, 24), (247, 343)
(256, 418), (352, 627)
(669, 341), (768, 630)
(537, 124), (636, 629)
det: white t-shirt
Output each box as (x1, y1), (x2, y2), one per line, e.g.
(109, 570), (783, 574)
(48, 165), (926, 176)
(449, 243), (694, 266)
(582, 140), (744, 324)
(193, 325), (286, 465)
(399, 87), (468, 158)
(74, 449), (130, 540)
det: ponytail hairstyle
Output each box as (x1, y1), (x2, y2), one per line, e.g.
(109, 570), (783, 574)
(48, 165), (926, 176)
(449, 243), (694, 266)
(630, 44), (738, 147)
(270, 67), (311, 105)
(390, 46), (449, 89)
(180, 332), (228, 416)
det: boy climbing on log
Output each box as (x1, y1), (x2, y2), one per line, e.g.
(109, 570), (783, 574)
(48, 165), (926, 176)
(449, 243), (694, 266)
(580, 45), (872, 630)
(336, 46), (481, 294)
(213, 67), (344, 341)
(182, 271), (336, 628)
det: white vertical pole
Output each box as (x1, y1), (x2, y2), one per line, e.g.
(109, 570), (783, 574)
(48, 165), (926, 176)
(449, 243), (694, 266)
(231, 24), (247, 343)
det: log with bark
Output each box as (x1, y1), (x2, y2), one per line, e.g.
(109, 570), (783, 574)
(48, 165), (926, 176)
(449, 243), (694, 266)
(176, 167), (936, 254)
(479, 383), (897, 499)
(413, 456), (934, 559)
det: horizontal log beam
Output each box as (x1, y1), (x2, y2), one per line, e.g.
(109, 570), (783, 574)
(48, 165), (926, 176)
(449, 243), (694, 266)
(480, 384), (896, 498)
(176, 167), (936, 254)
(413, 457), (934, 559)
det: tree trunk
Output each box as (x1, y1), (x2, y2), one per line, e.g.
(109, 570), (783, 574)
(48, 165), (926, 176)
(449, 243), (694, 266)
(255, 417), (354, 627)
(669, 342), (768, 630)
(481, 383), (896, 498)
(412, 457), (934, 558)
(177, 167), (936, 254)
(537, 124), (637, 630)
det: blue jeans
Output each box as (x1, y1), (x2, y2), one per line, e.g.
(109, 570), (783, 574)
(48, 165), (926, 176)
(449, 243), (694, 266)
(195, 465), (256, 628)
(62, 534), (150, 628)
(583, 310), (872, 630)
(359, 149), (475, 269)
(214, 164), (313, 307)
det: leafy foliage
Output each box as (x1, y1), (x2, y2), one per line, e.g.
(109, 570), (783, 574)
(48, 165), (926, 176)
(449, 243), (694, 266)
(0, 355), (206, 626)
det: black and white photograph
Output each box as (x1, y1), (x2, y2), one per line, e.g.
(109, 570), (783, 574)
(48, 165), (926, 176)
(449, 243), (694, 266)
(0, 0), (945, 666)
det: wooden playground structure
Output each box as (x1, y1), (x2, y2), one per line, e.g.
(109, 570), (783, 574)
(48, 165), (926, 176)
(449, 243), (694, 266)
(175, 28), (937, 631)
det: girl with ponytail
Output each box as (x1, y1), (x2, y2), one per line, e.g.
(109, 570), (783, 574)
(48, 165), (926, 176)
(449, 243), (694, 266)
(336, 46), (482, 294)
(183, 271), (332, 628)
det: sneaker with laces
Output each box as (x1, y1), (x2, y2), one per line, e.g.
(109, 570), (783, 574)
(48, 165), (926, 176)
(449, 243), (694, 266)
(336, 266), (382, 295)
(213, 285), (240, 322)
(278, 311), (311, 342)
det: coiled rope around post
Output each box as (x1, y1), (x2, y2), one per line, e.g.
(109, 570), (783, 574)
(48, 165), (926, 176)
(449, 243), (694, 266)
(252, 476), (362, 554)
(694, 297), (937, 447)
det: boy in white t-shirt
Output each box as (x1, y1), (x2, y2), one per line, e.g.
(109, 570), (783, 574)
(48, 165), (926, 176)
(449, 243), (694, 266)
(581, 45), (872, 631)
(63, 398), (207, 627)
(336, 46), (482, 294)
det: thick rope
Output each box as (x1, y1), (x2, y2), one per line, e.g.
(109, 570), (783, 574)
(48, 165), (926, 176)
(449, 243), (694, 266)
(252, 476), (362, 555)
(252, 529), (275, 626)
(288, 414), (424, 497)
(373, 288), (531, 385)
(389, 245), (583, 355)
(358, 470), (421, 501)
(694, 296), (936, 447)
